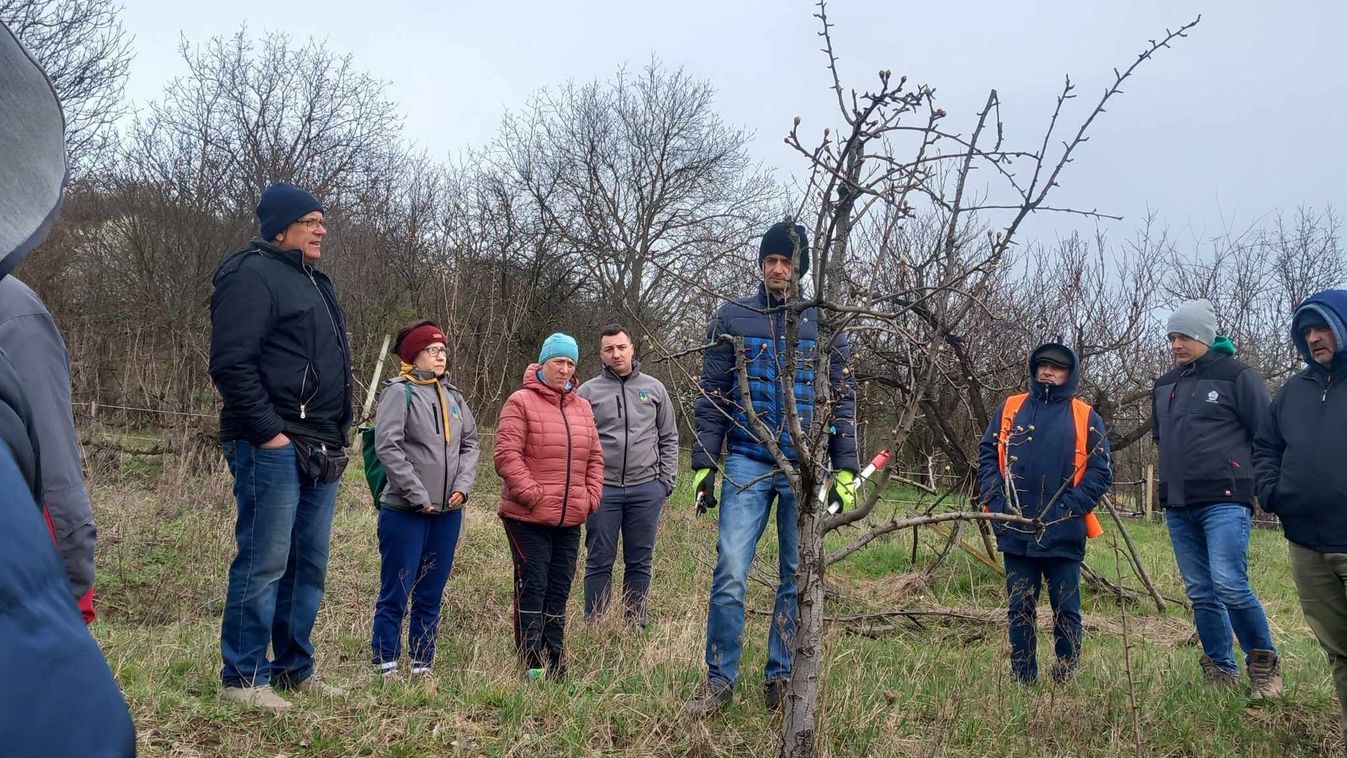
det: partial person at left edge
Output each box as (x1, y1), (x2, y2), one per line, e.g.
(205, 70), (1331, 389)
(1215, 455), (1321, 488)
(0, 17), (136, 757)
(209, 181), (354, 711)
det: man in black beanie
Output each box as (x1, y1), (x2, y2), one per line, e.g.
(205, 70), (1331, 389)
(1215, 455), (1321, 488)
(685, 219), (856, 716)
(209, 182), (353, 709)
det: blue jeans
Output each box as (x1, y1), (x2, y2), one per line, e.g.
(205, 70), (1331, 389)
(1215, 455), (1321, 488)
(1004, 553), (1082, 682)
(220, 440), (340, 687)
(1166, 503), (1276, 672)
(704, 454), (798, 688)
(371, 507), (463, 666)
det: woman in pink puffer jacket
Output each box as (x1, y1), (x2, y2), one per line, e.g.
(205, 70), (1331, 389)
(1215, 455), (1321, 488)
(494, 333), (604, 681)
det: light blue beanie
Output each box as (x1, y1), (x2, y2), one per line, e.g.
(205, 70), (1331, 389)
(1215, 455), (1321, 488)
(538, 332), (579, 365)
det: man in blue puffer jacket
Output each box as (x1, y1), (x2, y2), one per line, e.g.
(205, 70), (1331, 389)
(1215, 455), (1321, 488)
(1254, 289), (1347, 735)
(684, 220), (858, 715)
(978, 342), (1112, 684)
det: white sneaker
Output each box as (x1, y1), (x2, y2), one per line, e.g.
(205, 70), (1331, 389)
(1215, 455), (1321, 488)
(410, 663), (432, 678)
(220, 685), (293, 711)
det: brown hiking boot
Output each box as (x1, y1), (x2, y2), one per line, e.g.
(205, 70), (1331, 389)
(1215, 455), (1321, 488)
(683, 680), (733, 718)
(1199, 655), (1239, 689)
(1248, 649), (1284, 700)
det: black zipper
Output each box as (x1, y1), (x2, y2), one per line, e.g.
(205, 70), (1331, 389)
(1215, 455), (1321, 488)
(616, 389), (629, 485)
(559, 391), (573, 526)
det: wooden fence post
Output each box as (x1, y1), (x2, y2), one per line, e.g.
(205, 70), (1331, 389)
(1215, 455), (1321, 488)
(1143, 464), (1155, 520)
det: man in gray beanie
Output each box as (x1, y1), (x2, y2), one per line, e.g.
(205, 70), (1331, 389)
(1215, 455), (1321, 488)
(1152, 299), (1281, 698)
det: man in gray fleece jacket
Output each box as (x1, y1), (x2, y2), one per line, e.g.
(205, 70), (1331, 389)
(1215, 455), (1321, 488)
(577, 324), (679, 626)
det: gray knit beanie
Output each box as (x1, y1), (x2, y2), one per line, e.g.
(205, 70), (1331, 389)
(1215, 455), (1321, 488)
(1167, 299), (1218, 346)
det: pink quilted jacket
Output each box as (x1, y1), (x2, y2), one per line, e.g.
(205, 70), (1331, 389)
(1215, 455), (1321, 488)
(494, 364), (605, 527)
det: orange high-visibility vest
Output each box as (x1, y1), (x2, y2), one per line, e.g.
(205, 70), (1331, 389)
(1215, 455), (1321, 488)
(995, 392), (1104, 539)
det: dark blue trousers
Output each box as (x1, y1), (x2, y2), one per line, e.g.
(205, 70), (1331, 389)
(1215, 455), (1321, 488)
(371, 507), (463, 666)
(1004, 552), (1082, 682)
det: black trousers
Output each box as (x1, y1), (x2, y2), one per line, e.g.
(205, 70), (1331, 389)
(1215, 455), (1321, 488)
(502, 517), (580, 675)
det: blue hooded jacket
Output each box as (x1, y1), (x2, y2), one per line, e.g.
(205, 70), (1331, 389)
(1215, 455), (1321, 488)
(1253, 289), (1347, 552)
(978, 343), (1113, 561)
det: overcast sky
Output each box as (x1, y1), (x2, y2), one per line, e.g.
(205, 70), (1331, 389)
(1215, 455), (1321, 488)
(118, 0), (1345, 248)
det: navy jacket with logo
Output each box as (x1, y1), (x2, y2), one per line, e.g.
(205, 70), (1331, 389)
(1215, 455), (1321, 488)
(692, 284), (858, 472)
(1151, 348), (1270, 508)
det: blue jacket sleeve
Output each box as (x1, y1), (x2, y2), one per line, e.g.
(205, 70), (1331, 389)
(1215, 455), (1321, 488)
(826, 329), (859, 471)
(692, 308), (734, 471)
(1063, 409), (1113, 516)
(977, 404), (1006, 513)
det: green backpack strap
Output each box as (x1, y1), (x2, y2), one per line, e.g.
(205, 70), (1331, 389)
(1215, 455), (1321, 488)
(360, 380), (415, 509)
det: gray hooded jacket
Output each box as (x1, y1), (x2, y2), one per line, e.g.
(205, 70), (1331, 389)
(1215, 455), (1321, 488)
(578, 362), (678, 492)
(373, 372), (480, 512)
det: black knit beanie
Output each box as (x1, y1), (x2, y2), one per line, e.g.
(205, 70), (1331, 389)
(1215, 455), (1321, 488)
(759, 221), (810, 277)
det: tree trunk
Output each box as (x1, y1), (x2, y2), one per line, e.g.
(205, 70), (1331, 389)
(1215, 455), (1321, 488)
(780, 491), (825, 758)
(780, 143), (862, 758)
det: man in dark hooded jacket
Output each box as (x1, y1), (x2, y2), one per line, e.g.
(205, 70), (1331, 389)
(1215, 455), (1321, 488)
(978, 342), (1112, 684)
(1253, 289), (1347, 735)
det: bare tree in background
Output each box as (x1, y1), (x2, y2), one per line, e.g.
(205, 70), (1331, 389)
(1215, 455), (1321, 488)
(497, 61), (782, 341)
(1, 0), (131, 173)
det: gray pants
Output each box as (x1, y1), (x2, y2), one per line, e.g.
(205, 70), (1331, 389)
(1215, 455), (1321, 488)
(583, 479), (666, 625)
(1289, 541), (1347, 736)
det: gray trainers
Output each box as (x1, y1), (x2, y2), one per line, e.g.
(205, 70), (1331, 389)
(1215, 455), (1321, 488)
(683, 680), (733, 718)
(1248, 649), (1285, 700)
(1199, 655), (1239, 689)
(220, 685), (293, 711)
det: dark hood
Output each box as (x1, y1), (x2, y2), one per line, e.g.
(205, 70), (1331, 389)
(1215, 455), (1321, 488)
(1027, 342), (1081, 402)
(0, 21), (67, 280)
(1292, 289), (1347, 373)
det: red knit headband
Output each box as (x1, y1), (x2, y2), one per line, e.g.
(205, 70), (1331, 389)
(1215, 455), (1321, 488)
(397, 324), (446, 363)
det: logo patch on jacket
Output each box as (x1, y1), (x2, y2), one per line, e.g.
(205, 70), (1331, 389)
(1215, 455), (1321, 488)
(1206, 390), (1220, 404)
(451, 405), (462, 419)
(638, 390), (651, 403)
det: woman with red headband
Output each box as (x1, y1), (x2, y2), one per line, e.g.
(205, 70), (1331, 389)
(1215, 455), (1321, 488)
(369, 320), (480, 679)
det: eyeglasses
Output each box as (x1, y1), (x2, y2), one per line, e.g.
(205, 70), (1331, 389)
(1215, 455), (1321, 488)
(295, 217), (327, 230)
(423, 346), (448, 357)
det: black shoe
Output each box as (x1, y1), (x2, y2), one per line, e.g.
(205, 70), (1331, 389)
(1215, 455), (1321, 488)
(1051, 660), (1079, 684)
(763, 679), (789, 710)
(683, 680), (733, 718)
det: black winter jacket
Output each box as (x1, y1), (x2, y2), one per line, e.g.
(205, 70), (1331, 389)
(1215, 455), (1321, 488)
(209, 239), (352, 447)
(1253, 290), (1347, 552)
(1151, 350), (1269, 509)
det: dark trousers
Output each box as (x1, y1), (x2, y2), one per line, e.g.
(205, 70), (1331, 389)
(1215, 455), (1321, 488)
(583, 479), (666, 625)
(371, 507), (463, 666)
(502, 517), (580, 675)
(1004, 553), (1082, 682)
